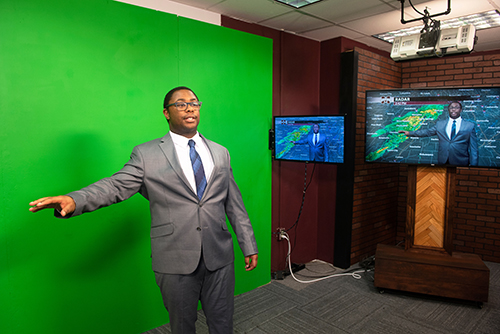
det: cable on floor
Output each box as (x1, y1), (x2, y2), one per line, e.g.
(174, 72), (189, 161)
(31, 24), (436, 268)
(281, 232), (370, 284)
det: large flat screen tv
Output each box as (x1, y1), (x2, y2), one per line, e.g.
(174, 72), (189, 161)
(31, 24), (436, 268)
(365, 87), (500, 167)
(273, 115), (344, 164)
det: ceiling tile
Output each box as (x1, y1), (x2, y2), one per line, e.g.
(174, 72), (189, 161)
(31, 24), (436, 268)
(169, 0), (226, 9)
(301, 24), (365, 41)
(341, 10), (418, 36)
(473, 27), (500, 52)
(356, 35), (393, 52)
(260, 11), (333, 33)
(131, 0), (500, 51)
(208, 0), (294, 23)
(300, 0), (400, 24)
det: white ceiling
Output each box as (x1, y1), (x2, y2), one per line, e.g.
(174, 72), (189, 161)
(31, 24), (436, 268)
(158, 0), (500, 53)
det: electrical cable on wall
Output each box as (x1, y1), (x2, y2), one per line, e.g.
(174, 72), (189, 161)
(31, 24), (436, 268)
(276, 162), (316, 253)
(290, 162), (315, 252)
(271, 161), (316, 279)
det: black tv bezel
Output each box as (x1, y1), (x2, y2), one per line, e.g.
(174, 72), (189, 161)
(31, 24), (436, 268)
(272, 114), (345, 164)
(364, 86), (500, 168)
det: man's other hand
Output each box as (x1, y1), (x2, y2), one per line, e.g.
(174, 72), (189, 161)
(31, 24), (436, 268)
(244, 254), (258, 271)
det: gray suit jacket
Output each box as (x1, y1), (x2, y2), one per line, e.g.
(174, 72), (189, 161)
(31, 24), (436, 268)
(63, 133), (258, 275)
(409, 119), (478, 166)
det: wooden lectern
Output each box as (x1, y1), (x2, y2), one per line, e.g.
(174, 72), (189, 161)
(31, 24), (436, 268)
(374, 165), (490, 305)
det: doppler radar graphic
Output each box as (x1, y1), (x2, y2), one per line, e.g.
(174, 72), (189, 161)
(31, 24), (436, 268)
(365, 89), (500, 167)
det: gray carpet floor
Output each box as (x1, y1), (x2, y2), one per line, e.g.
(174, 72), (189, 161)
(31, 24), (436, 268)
(143, 259), (500, 333)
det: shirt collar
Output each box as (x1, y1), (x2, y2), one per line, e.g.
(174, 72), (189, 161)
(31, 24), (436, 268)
(169, 131), (202, 147)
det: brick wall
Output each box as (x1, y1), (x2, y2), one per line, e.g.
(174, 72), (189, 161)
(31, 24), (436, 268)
(350, 47), (404, 264)
(402, 53), (500, 88)
(454, 168), (500, 261)
(402, 52), (500, 262)
(352, 49), (500, 264)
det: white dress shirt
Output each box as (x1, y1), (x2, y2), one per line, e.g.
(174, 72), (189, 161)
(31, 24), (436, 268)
(169, 131), (214, 196)
(446, 117), (462, 140)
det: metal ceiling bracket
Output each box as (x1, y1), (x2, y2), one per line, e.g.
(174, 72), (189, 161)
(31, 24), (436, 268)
(400, 0), (451, 24)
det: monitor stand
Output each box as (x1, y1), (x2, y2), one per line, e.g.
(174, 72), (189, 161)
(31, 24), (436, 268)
(374, 165), (489, 306)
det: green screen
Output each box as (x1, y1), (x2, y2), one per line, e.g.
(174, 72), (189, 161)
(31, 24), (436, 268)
(0, 0), (272, 333)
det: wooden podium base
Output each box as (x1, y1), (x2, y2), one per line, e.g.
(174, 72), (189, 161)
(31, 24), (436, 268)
(374, 244), (490, 303)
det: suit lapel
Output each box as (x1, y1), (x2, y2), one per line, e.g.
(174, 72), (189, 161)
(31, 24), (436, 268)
(437, 121), (450, 141)
(158, 133), (197, 198)
(452, 120), (470, 139)
(200, 135), (222, 193)
(459, 120), (471, 135)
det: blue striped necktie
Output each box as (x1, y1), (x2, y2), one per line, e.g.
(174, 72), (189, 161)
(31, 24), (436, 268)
(188, 139), (207, 200)
(451, 120), (456, 140)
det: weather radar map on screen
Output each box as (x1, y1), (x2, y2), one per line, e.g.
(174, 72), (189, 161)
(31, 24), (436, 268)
(365, 87), (500, 167)
(274, 115), (344, 164)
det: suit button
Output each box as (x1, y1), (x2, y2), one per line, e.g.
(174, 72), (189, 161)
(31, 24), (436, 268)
(197, 227), (201, 231)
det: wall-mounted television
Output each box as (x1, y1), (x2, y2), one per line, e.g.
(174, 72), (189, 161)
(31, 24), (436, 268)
(272, 115), (344, 164)
(365, 87), (500, 167)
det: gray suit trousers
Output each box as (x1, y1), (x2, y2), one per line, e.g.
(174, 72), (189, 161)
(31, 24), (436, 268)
(154, 256), (235, 334)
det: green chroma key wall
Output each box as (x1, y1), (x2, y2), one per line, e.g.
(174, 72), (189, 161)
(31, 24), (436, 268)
(0, 0), (272, 333)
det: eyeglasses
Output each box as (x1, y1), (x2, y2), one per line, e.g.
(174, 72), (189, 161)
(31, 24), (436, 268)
(165, 101), (202, 111)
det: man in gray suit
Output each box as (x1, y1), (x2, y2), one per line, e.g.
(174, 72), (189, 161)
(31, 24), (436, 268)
(399, 101), (478, 166)
(29, 86), (259, 334)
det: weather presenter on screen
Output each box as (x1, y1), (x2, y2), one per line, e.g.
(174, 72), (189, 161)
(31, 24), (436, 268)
(292, 124), (329, 162)
(364, 87), (500, 167)
(274, 116), (344, 164)
(399, 101), (478, 166)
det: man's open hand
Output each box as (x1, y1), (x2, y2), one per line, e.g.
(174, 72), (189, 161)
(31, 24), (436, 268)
(29, 195), (76, 217)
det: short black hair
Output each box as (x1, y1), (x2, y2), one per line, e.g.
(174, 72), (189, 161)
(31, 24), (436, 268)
(163, 86), (198, 109)
(448, 101), (463, 111)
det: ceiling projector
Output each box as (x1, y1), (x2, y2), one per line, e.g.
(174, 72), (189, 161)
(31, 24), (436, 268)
(390, 24), (476, 61)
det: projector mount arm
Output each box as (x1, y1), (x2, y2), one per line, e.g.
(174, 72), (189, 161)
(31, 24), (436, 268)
(399, 0), (451, 25)
(400, 0), (450, 51)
